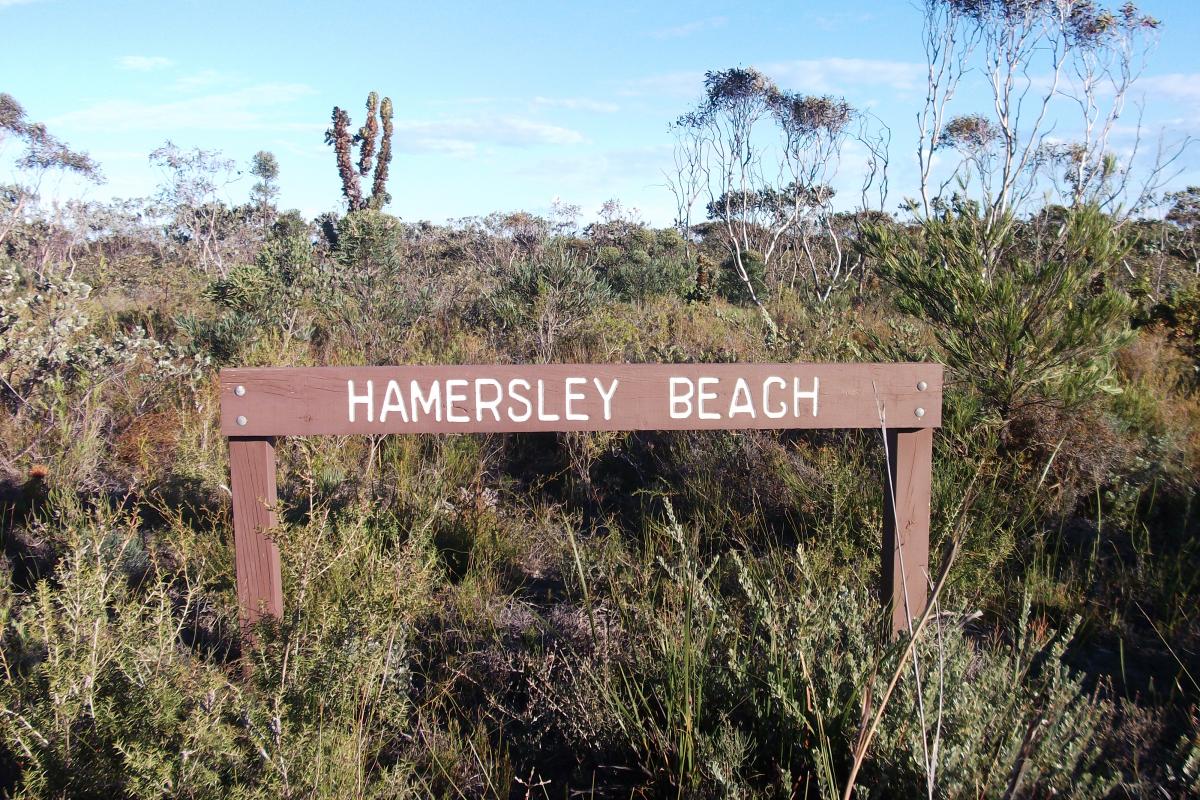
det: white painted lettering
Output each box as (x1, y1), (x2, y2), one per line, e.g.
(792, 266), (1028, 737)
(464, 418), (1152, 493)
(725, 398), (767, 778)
(410, 380), (442, 422)
(593, 378), (618, 421)
(763, 377), (787, 419)
(669, 377), (694, 419)
(729, 377), (756, 418)
(445, 379), (469, 422)
(348, 379), (374, 423)
(475, 378), (502, 422)
(379, 379), (409, 423)
(508, 379), (532, 422)
(564, 378), (588, 421)
(794, 376), (819, 417)
(697, 377), (720, 420)
(536, 379), (560, 421)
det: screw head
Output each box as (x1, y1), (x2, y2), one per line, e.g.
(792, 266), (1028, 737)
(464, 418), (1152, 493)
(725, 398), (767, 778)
(236, 415), (248, 427)
(914, 407), (926, 418)
(917, 381), (928, 392)
(234, 384), (246, 397)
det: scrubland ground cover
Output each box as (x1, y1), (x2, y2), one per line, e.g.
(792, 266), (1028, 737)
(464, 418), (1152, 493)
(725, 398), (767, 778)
(3, 2), (1200, 797)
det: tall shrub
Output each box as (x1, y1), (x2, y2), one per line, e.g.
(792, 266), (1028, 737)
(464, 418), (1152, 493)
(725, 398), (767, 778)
(865, 204), (1133, 423)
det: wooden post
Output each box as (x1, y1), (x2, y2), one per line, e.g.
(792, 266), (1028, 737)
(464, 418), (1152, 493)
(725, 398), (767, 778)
(229, 436), (282, 630)
(882, 427), (933, 635)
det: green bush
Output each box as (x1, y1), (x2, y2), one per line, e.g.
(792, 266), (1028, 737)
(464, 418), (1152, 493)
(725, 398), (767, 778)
(866, 205), (1133, 423)
(606, 254), (691, 304)
(0, 259), (203, 414)
(540, 505), (1117, 798)
(716, 249), (767, 305)
(255, 211), (314, 287)
(597, 245), (622, 267)
(322, 209), (429, 359)
(489, 248), (611, 359)
(184, 260), (306, 366)
(332, 209), (405, 278)
(0, 501), (249, 798)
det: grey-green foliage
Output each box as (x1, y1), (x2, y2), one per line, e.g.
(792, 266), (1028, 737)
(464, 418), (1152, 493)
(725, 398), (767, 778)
(554, 504), (1117, 798)
(0, 259), (205, 411)
(255, 211), (313, 287)
(1178, 718), (1200, 794)
(606, 252), (691, 304)
(593, 225), (691, 303)
(183, 264), (288, 365)
(731, 560), (1115, 798)
(866, 205), (1133, 422)
(332, 208), (405, 284)
(329, 208), (408, 318)
(0, 260), (94, 405)
(0, 501), (246, 799)
(181, 213), (317, 365)
(207, 214), (315, 326)
(490, 247), (611, 359)
(324, 209), (430, 358)
(0, 497), (436, 799)
(870, 600), (1117, 799)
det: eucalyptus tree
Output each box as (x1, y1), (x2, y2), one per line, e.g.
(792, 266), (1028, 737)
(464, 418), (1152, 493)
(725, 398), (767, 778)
(149, 142), (244, 277)
(0, 92), (100, 251)
(671, 69), (867, 322)
(916, 0), (1178, 264)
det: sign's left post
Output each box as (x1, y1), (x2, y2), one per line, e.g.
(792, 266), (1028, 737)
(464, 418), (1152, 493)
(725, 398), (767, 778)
(228, 436), (283, 641)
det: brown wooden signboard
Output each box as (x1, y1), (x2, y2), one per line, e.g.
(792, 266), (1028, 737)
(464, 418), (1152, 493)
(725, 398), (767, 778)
(221, 363), (942, 635)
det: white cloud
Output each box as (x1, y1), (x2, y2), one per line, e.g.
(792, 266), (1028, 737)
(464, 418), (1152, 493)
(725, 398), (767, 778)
(173, 69), (230, 90)
(118, 55), (174, 72)
(516, 145), (671, 184)
(764, 58), (925, 93)
(48, 83), (318, 133)
(511, 146), (678, 223)
(423, 96), (500, 108)
(532, 96), (619, 113)
(393, 116), (587, 157)
(0, 0), (47, 7)
(399, 138), (478, 158)
(1137, 74), (1200, 102)
(618, 70), (704, 98)
(803, 11), (877, 32)
(650, 16), (727, 39)
(46, 87), (585, 162)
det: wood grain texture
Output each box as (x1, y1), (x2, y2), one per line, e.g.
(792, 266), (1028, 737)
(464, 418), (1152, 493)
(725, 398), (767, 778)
(229, 436), (282, 628)
(220, 363), (942, 436)
(882, 427), (933, 635)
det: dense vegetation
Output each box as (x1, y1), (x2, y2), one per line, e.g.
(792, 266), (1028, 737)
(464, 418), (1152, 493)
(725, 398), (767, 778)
(3, 2), (1200, 797)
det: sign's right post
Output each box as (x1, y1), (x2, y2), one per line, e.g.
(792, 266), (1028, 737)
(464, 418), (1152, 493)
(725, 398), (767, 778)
(881, 427), (933, 636)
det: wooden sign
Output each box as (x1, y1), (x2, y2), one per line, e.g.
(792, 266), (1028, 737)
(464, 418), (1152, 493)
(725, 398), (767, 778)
(221, 363), (942, 636)
(220, 364), (939, 436)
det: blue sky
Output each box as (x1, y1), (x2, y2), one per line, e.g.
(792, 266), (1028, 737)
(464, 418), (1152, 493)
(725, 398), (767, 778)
(3, 0), (1199, 225)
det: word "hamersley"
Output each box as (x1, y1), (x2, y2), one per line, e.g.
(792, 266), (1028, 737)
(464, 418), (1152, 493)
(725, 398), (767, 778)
(346, 376), (819, 424)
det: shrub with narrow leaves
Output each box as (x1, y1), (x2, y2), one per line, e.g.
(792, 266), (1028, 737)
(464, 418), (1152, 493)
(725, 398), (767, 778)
(0, 260), (205, 413)
(865, 205), (1133, 423)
